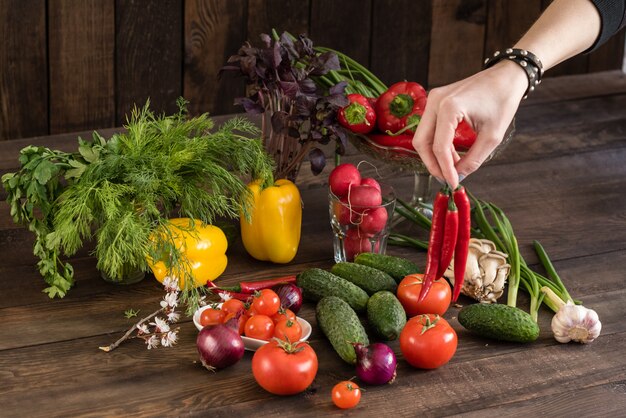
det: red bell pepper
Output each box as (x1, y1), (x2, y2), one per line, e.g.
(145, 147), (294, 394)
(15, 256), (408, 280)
(453, 120), (477, 150)
(375, 81), (427, 134)
(337, 94), (377, 134)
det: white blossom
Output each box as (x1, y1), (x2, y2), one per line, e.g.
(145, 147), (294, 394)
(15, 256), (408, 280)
(219, 292), (233, 302)
(146, 335), (159, 349)
(167, 310), (180, 323)
(152, 317), (170, 333)
(136, 323), (150, 334)
(162, 276), (180, 292)
(161, 331), (178, 347)
(161, 291), (179, 309)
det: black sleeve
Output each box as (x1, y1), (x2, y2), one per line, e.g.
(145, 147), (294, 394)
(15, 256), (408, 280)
(587, 0), (626, 51)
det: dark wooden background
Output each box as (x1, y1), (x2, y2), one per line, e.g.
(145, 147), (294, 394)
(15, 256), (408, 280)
(1, 0), (624, 141)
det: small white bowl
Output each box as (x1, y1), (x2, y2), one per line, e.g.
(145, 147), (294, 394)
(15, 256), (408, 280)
(193, 304), (312, 351)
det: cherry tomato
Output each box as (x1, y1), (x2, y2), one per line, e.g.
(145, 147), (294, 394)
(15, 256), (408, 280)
(273, 318), (303, 342)
(252, 289), (281, 316)
(244, 314), (275, 341)
(199, 307), (225, 327)
(399, 314), (457, 369)
(252, 340), (318, 395)
(397, 273), (451, 316)
(271, 307), (296, 323)
(247, 304), (259, 316)
(223, 311), (249, 335)
(331, 381), (361, 409)
(221, 298), (246, 315)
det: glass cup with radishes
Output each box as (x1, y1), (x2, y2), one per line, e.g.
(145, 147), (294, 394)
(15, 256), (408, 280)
(328, 163), (396, 262)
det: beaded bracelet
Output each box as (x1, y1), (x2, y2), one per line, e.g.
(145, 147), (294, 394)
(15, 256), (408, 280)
(483, 48), (544, 99)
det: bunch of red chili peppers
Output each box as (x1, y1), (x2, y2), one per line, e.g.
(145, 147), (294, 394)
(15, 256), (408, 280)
(419, 185), (471, 303)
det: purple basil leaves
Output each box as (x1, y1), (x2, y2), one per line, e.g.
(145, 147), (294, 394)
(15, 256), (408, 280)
(221, 32), (349, 177)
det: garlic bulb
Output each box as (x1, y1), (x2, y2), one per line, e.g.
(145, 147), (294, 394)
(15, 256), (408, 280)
(444, 238), (510, 303)
(551, 301), (601, 344)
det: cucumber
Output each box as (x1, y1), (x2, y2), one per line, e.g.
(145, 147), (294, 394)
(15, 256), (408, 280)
(366, 291), (406, 340)
(458, 303), (540, 343)
(316, 296), (369, 364)
(330, 262), (397, 295)
(296, 268), (369, 312)
(354, 252), (420, 283)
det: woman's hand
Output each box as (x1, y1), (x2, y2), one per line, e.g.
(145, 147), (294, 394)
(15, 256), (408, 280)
(412, 60), (528, 189)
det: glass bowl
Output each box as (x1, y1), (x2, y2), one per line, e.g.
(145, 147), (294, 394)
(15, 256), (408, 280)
(348, 119), (516, 215)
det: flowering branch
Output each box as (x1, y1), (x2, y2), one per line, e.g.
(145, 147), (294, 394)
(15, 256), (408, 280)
(99, 277), (182, 352)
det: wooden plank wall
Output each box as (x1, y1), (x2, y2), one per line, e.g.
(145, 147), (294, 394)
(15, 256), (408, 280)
(0, 0), (624, 141)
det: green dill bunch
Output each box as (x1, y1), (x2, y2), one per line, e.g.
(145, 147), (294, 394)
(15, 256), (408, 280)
(7, 98), (273, 299)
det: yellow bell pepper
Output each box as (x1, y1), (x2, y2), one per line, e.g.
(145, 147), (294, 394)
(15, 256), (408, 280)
(240, 179), (302, 264)
(148, 218), (228, 288)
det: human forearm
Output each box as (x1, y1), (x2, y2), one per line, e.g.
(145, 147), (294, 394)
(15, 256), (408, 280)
(514, 0), (602, 71)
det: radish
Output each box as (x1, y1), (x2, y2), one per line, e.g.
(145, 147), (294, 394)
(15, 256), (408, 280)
(329, 164), (361, 197)
(360, 177), (381, 192)
(336, 197), (362, 226)
(346, 185), (382, 213)
(344, 228), (379, 261)
(359, 207), (388, 235)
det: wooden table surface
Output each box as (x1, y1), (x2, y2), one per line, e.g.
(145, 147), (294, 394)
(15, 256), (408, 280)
(2, 71), (626, 417)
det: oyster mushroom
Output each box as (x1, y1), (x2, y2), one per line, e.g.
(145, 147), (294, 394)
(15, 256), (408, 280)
(445, 238), (510, 303)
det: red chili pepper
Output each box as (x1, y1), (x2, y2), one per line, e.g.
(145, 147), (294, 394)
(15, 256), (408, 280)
(375, 81), (427, 134)
(419, 189), (449, 302)
(436, 197), (459, 279)
(208, 275), (297, 294)
(452, 186), (471, 302)
(366, 132), (415, 151)
(206, 281), (253, 302)
(453, 120), (477, 150)
(337, 93), (377, 134)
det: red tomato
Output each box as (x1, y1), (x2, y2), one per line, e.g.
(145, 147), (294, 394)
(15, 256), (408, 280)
(273, 318), (303, 342)
(252, 340), (318, 395)
(252, 289), (281, 316)
(400, 314), (457, 369)
(221, 298), (246, 315)
(397, 273), (451, 316)
(331, 381), (361, 409)
(199, 307), (225, 327)
(244, 314), (275, 341)
(271, 307), (296, 323)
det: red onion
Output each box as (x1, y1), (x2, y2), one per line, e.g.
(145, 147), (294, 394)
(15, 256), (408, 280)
(196, 317), (244, 371)
(273, 283), (303, 314)
(353, 342), (397, 385)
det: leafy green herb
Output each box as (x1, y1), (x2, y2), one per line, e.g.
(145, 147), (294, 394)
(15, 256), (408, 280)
(2, 99), (273, 311)
(124, 308), (140, 319)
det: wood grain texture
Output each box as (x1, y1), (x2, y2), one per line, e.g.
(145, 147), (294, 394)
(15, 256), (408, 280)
(48, 0), (115, 134)
(588, 29), (626, 73)
(460, 382), (626, 417)
(370, 0), (432, 87)
(0, 0), (48, 141)
(429, 0), (487, 87)
(309, 0), (372, 67)
(1, 72), (626, 417)
(115, 0), (183, 123)
(184, 0), (247, 116)
(247, 0), (310, 41)
(484, 0), (542, 58)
